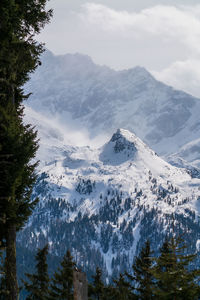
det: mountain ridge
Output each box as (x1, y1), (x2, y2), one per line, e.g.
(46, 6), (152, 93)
(25, 50), (200, 161)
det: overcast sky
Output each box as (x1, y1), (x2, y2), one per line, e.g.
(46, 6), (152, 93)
(38, 0), (200, 97)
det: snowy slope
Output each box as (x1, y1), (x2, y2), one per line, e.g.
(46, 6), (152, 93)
(31, 128), (200, 217)
(25, 50), (200, 157)
(18, 128), (200, 279)
(167, 138), (200, 170)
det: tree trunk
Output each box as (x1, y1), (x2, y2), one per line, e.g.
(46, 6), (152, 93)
(5, 223), (18, 300)
(73, 270), (88, 300)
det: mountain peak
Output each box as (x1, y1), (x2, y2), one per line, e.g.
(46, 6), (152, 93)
(59, 53), (94, 65)
(120, 66), (155, 81)
(99, 129), (138, 165)
(132, 66), (151, 74)
(110, 129), (138, 153)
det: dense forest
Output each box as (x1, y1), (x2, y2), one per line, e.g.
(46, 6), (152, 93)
(1, 236), (200, 299)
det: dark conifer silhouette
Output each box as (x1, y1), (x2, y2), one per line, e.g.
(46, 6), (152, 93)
(128, 240), (154, 299)
(113, 273), (136, 300)
(23, 245), (49, 300)
(0, 1), (52, 298)
(48, 250), (75, 300)
(152, 236), (200, 299)
(88, 267), (105, 300)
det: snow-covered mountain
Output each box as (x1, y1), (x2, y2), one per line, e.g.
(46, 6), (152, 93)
(19, 50), (200, 279)
(18, 128), (200, 280)
(25, 50), (200, 158)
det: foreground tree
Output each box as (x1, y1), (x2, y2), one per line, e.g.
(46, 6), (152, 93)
(88, 267), (105, 300)
(0, 1), (52, 299)
(48, 250), (76, 300)
(153, 237), (200, 299)
(113, 273), (136, 300)
(0, 0), (53, 107)
(0, 249), (7, 299)
(127, 240), (154, 299)
(23, 245), (49, 300)
(0, 106), (39, 299)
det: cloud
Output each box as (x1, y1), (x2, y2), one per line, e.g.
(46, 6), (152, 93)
(75, 3), (200, 97)
(152, 59), (200, 98)
(38, 2), (200, 97)
(24, 105), (108, 149)
(79, 3), (200, 54)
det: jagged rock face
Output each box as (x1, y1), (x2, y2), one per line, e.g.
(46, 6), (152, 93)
(100, 129), (138, 165)
(111, 129), (137, 153)
(17, 129), (200, 281)
(25, 50), (200, 157)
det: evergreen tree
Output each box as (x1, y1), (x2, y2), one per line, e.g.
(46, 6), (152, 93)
(152, 238), (172, 296)
(0, 249), (8, 299)
(0, 0), (53, 109)
(153, 236), (200, 300)
(23, 245), (49, 300)
(101, 285), (116, 300)
(0, 104), (39, 299)
(88, 267), (105, 300)
(127, 240), (154, 299)
(113, 273), (136, 300)
(48, 250), (75, 300)
(0, 1), (52, 299)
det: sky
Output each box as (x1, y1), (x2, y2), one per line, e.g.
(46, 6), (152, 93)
(37, 0), (200, 98)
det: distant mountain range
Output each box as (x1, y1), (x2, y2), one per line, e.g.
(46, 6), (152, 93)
(25, 50), (200, 164)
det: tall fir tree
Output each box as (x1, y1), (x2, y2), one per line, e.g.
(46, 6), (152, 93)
(0, 105), (39, 299)
(0, 0), (53, 109)
(152, 238), (172, 297)
(101, 285), (116, 300)
(0, 248), (8, 299)
(23, 245), (49, 300)
(112, 273), (136, 300)
(0, 1), (52, 299)
(152, 236), (200, 300)
(88, 267), (105, 300)
(48, 250), (76, 300)
(128, 240), (154, 300)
